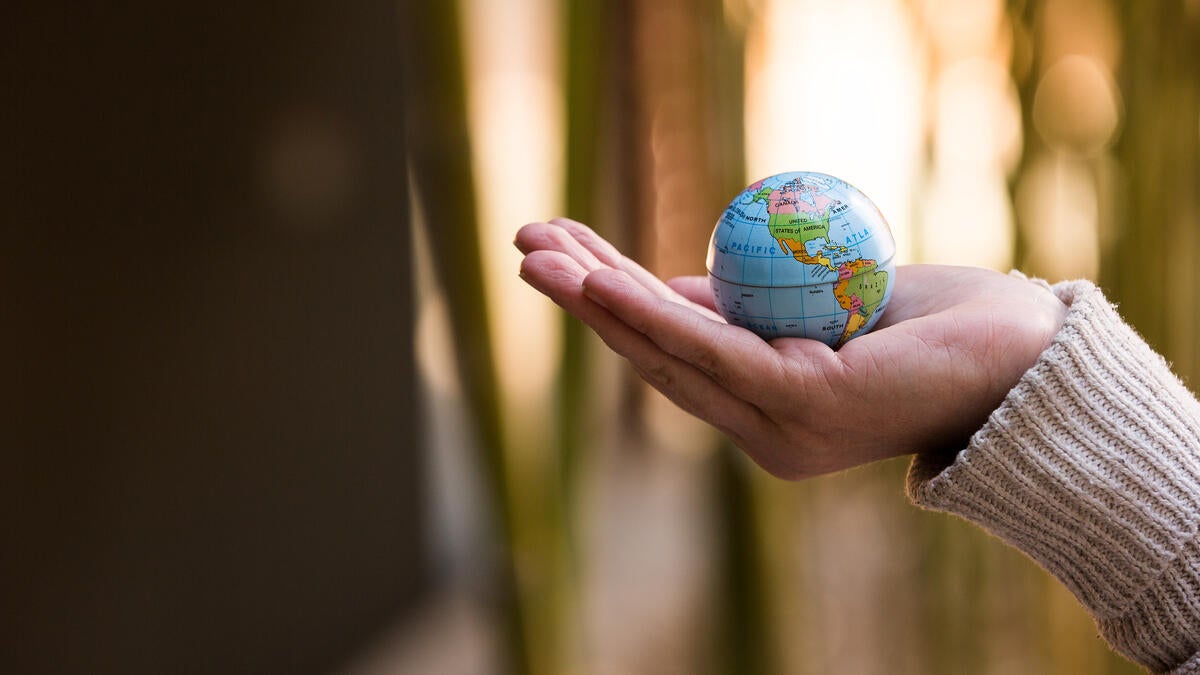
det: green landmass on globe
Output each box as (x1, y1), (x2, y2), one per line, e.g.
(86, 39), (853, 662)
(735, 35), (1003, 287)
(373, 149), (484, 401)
(706, 171), (896, 348)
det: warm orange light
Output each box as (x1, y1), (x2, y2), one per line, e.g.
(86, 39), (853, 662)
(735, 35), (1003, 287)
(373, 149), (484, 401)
(745, 0), (926, 264)
(461, 0), (564, 411)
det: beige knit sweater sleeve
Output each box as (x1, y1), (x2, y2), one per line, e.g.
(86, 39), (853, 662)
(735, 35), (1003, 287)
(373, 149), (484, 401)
(907, 278), (1200, 673)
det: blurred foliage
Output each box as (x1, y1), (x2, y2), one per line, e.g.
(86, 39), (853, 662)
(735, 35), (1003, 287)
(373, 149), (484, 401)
(1109, 1), (1200, 383)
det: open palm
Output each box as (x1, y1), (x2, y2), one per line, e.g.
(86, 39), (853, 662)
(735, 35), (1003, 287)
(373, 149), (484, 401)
(516, 218), (1067, 479)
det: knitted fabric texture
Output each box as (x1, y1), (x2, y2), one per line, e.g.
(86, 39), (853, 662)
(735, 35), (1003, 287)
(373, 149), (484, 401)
(907, 279), (1200, 673)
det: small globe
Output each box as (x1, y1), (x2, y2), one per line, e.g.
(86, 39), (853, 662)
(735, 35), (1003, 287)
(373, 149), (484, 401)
(707, 171), (896, 348)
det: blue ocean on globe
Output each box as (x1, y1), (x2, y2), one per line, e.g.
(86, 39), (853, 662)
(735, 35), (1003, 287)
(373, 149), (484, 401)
(707, 171), (896, 348)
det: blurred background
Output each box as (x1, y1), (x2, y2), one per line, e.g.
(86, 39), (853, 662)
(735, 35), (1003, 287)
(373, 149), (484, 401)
(5, 0), (1198, 674)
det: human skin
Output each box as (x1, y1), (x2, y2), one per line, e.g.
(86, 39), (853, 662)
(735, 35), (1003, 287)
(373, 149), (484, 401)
(515, 218), (1068, 480)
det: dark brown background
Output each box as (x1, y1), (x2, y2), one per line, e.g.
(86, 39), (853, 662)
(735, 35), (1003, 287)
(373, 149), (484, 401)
(3, 2), (422, 673)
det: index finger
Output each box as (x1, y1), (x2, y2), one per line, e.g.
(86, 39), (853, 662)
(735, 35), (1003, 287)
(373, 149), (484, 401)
(583, 267), (823, 409)
(519, 249), (773, 446)
(548, 218), (724, 321)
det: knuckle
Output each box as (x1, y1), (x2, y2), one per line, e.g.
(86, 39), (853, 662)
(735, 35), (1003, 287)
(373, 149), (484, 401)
(676, 314), (728, 379)
(545, 224), (576, 249)
(627, 305), (654, 336)
(548, 216), (581, 229)
(633, 360), (676, 392)
(686, 343), (721, 378)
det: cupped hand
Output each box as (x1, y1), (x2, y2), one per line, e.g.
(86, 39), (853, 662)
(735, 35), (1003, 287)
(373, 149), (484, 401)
(515, 218), (1067, 479)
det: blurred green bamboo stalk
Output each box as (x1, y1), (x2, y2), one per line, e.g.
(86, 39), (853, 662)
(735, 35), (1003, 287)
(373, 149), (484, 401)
(1110, 2), (1200, 383)
(560, 0), (603, 540)
(399, 2), (530, 673)
(1004, 9), (1199, 663)
(524, 1), (612, 670)
(1006, 0), (1041, 273)
(713, 450), (771, 675)
(705, 31), (772, 675)
(702, 3), (774, 673)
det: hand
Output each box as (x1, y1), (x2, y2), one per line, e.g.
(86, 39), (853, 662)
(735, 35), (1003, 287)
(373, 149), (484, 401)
(515, 218), (1067, 479)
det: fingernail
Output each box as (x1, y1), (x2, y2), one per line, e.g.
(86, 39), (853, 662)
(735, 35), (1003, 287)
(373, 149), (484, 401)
(582, 279), (608, 308)
(519, 270), (547, 297)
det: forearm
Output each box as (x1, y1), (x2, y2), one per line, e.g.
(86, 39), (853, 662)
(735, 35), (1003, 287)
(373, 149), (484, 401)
(908, 277), (1200, 673)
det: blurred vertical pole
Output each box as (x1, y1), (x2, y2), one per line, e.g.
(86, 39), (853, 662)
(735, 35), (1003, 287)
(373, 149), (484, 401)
(1006, 0), (1042, 273)
(620, 0), (769, 670)
(553, 1), (608, 670)
(1006, 1), (1170, 671)
(1110, 2), (1200, 382)
(703, 4), (772, 674)
(713, 453), (771, 675)
(399, 2), (530, 674)
(607, 0), (654, 440)
(597, 0), (769, 670)
(561, 0), (603, 537)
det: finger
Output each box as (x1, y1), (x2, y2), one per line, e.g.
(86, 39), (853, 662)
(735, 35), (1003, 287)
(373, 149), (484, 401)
(544, 218), (726, 322)
(548, 218), (685, 301)
(514, 221), (606, 273)
(583, 266), (814, 408)
(666, 275), (718, 312)
(519, 250), (772, 443)
(545, 217), (627, 268)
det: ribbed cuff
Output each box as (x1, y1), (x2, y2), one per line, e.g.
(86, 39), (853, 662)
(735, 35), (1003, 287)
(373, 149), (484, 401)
(907, 279), (1200, 672)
